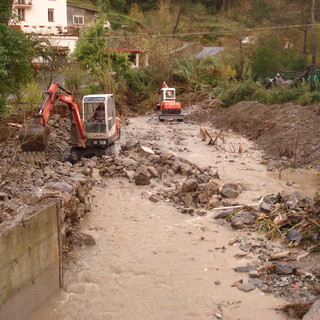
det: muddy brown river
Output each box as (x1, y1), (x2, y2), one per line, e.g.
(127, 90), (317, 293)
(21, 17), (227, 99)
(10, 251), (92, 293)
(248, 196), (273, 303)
(29, 114), (315, 320)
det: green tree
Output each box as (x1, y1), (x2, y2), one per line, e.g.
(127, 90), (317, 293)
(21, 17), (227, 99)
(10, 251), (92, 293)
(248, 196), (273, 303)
(0, 25), (32, 109)
(0, 0), (13, 24)
(251, 39), (284, 78)
(73, 21), (131, 92)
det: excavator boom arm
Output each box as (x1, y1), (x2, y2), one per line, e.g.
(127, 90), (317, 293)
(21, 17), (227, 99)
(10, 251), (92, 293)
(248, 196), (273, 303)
(39, 83), (60, 125)
(58, 93), (86, 143)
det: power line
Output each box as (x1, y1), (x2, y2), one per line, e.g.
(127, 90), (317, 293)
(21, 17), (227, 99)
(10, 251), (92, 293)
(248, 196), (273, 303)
(80, 23), (320, 40)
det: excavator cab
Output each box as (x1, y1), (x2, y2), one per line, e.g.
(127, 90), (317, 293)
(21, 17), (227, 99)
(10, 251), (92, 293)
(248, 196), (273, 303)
(82, 94), (118, 147)
(162, 88), (176, 101)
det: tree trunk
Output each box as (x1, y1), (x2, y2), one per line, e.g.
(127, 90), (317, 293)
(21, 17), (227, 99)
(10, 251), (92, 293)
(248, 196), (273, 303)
(238, 38), (244, 81)
(172, 0), (182, 35)
(310, 0), (316, 91)
(221, 0), (229, 12)
(301, 1), (311, 55)
(303, 26), (308, 55)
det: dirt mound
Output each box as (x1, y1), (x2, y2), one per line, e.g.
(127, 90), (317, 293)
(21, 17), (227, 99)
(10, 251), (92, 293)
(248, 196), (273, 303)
(185, 101), (320, 169)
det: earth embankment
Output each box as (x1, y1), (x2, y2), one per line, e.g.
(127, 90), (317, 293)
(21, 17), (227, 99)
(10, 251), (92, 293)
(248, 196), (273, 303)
(185, 101), (320, 169)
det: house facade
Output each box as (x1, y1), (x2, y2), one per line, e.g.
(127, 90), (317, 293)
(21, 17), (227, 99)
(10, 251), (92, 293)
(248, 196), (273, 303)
(67, 3), (100, 29)
(10, 0), (102, 52)
(11, 0), (68, 35)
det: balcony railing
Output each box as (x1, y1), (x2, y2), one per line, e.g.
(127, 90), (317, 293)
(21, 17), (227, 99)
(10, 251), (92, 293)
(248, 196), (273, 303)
(13, 0), (32, 7)
(10, 24), (82, 36)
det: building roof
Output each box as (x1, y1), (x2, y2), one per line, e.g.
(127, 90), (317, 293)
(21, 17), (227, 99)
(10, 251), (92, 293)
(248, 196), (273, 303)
(105, 48), (147, 54)
(115, 48), (147, 53)
(195, 47), (224, 58)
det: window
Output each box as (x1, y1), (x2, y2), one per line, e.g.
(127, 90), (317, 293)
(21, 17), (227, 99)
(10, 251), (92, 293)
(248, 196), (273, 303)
(17, 8), (25, 21)
(48, 9), (54, 22)
(73, 15), (84, 25)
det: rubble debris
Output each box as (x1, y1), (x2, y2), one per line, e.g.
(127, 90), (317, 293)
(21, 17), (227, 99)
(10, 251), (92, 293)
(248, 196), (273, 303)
(302, 299), (320, 320)
(1, 111), (320, 310)
(96, 142), (244, 214)
(275, 302), (313, 319)
(0, 114), (96, 250)
(274, 262), (297, 275)
(231, 207), (257, 229)
(286, 228), (303, 242)
(237, 282), (256, 292)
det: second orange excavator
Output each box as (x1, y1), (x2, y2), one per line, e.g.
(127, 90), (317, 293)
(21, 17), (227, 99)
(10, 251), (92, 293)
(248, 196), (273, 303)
(156, 81), (184, 122)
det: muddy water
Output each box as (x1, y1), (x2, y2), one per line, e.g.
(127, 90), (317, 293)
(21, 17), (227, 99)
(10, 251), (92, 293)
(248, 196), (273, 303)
(125, 115), (316, 202)
(29, 115), (315, 320)
(268, 169), (319, 197)
(31, 180), (288, 320)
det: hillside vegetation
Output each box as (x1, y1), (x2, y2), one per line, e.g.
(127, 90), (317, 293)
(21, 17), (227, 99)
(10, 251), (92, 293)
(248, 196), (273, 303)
(1, 0), (320, 114)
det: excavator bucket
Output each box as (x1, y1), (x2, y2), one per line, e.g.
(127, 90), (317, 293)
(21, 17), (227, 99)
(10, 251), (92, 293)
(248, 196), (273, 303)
(19, 125), (50, 152)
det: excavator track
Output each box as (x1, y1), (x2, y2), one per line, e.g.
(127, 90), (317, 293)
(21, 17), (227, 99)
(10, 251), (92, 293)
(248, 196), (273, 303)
(159, 114), (184, 122)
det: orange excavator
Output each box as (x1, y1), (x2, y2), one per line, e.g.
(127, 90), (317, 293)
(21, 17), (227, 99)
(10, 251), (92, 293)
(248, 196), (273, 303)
(156, 81), (184, 122)
(19, 83), (121, 163)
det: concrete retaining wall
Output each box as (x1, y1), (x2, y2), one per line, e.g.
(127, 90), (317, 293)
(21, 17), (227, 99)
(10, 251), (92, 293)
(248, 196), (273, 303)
(0, 200), (61, 320)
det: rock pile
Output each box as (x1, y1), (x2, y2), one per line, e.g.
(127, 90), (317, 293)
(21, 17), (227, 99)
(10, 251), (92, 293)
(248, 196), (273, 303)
(214, 191), (320, 245)
(226, 231), (320, 304)
(212, 192), (320, 317)
(0, 114), (97, 250)
(98, 140), (243, 216)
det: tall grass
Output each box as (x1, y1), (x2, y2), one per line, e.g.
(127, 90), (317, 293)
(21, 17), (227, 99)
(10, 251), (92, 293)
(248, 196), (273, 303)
(173, 57), (220, 92)
(64, 64), (86, 94)
(22, 81), (42, 111)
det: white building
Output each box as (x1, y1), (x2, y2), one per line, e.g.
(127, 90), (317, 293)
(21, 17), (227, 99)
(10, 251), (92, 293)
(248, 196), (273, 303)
(12, 0), (68, 35)
(10, 0), (101, 53)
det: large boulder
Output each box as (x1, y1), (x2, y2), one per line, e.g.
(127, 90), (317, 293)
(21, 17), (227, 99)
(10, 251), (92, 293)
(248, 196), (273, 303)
(231, 208), (257, 228)
(220, 183), (240, 198)
(203, 181), (219, 197)
(180, 163), (193, 176)
(122, 158), (139, 170)
(45, 181), (76, 195)
(208, 195), (222, 209)
(134, 166), (151, 185)
(182, 179), (199, 192)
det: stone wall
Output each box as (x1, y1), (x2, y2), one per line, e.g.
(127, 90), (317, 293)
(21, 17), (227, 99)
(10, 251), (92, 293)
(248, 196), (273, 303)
(0, 200), (61, 320)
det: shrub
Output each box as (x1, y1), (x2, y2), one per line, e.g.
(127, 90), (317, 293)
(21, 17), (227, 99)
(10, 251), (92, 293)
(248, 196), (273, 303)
(64, 64), (85, 95)
(123, 67), (157, 105)
(252, 87), (270, 104)
(251, 39), (283, 77)
(172, 57), (220, 92)
(22, 82), (42, 111)
(0, 103), (15, 117)
(266, 87), (303, 104)
(296, 90), (320, 105)
(220, 81), (258, 106)
(0, 95), (6, 113)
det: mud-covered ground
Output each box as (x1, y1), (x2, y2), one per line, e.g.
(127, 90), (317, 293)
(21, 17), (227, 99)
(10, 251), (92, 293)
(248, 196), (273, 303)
(1, 101), (320, 319)
(185, 101), (320, 170)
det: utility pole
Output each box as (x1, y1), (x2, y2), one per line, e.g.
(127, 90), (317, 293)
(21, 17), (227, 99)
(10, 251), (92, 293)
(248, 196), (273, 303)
(310, 0), (316, 91)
